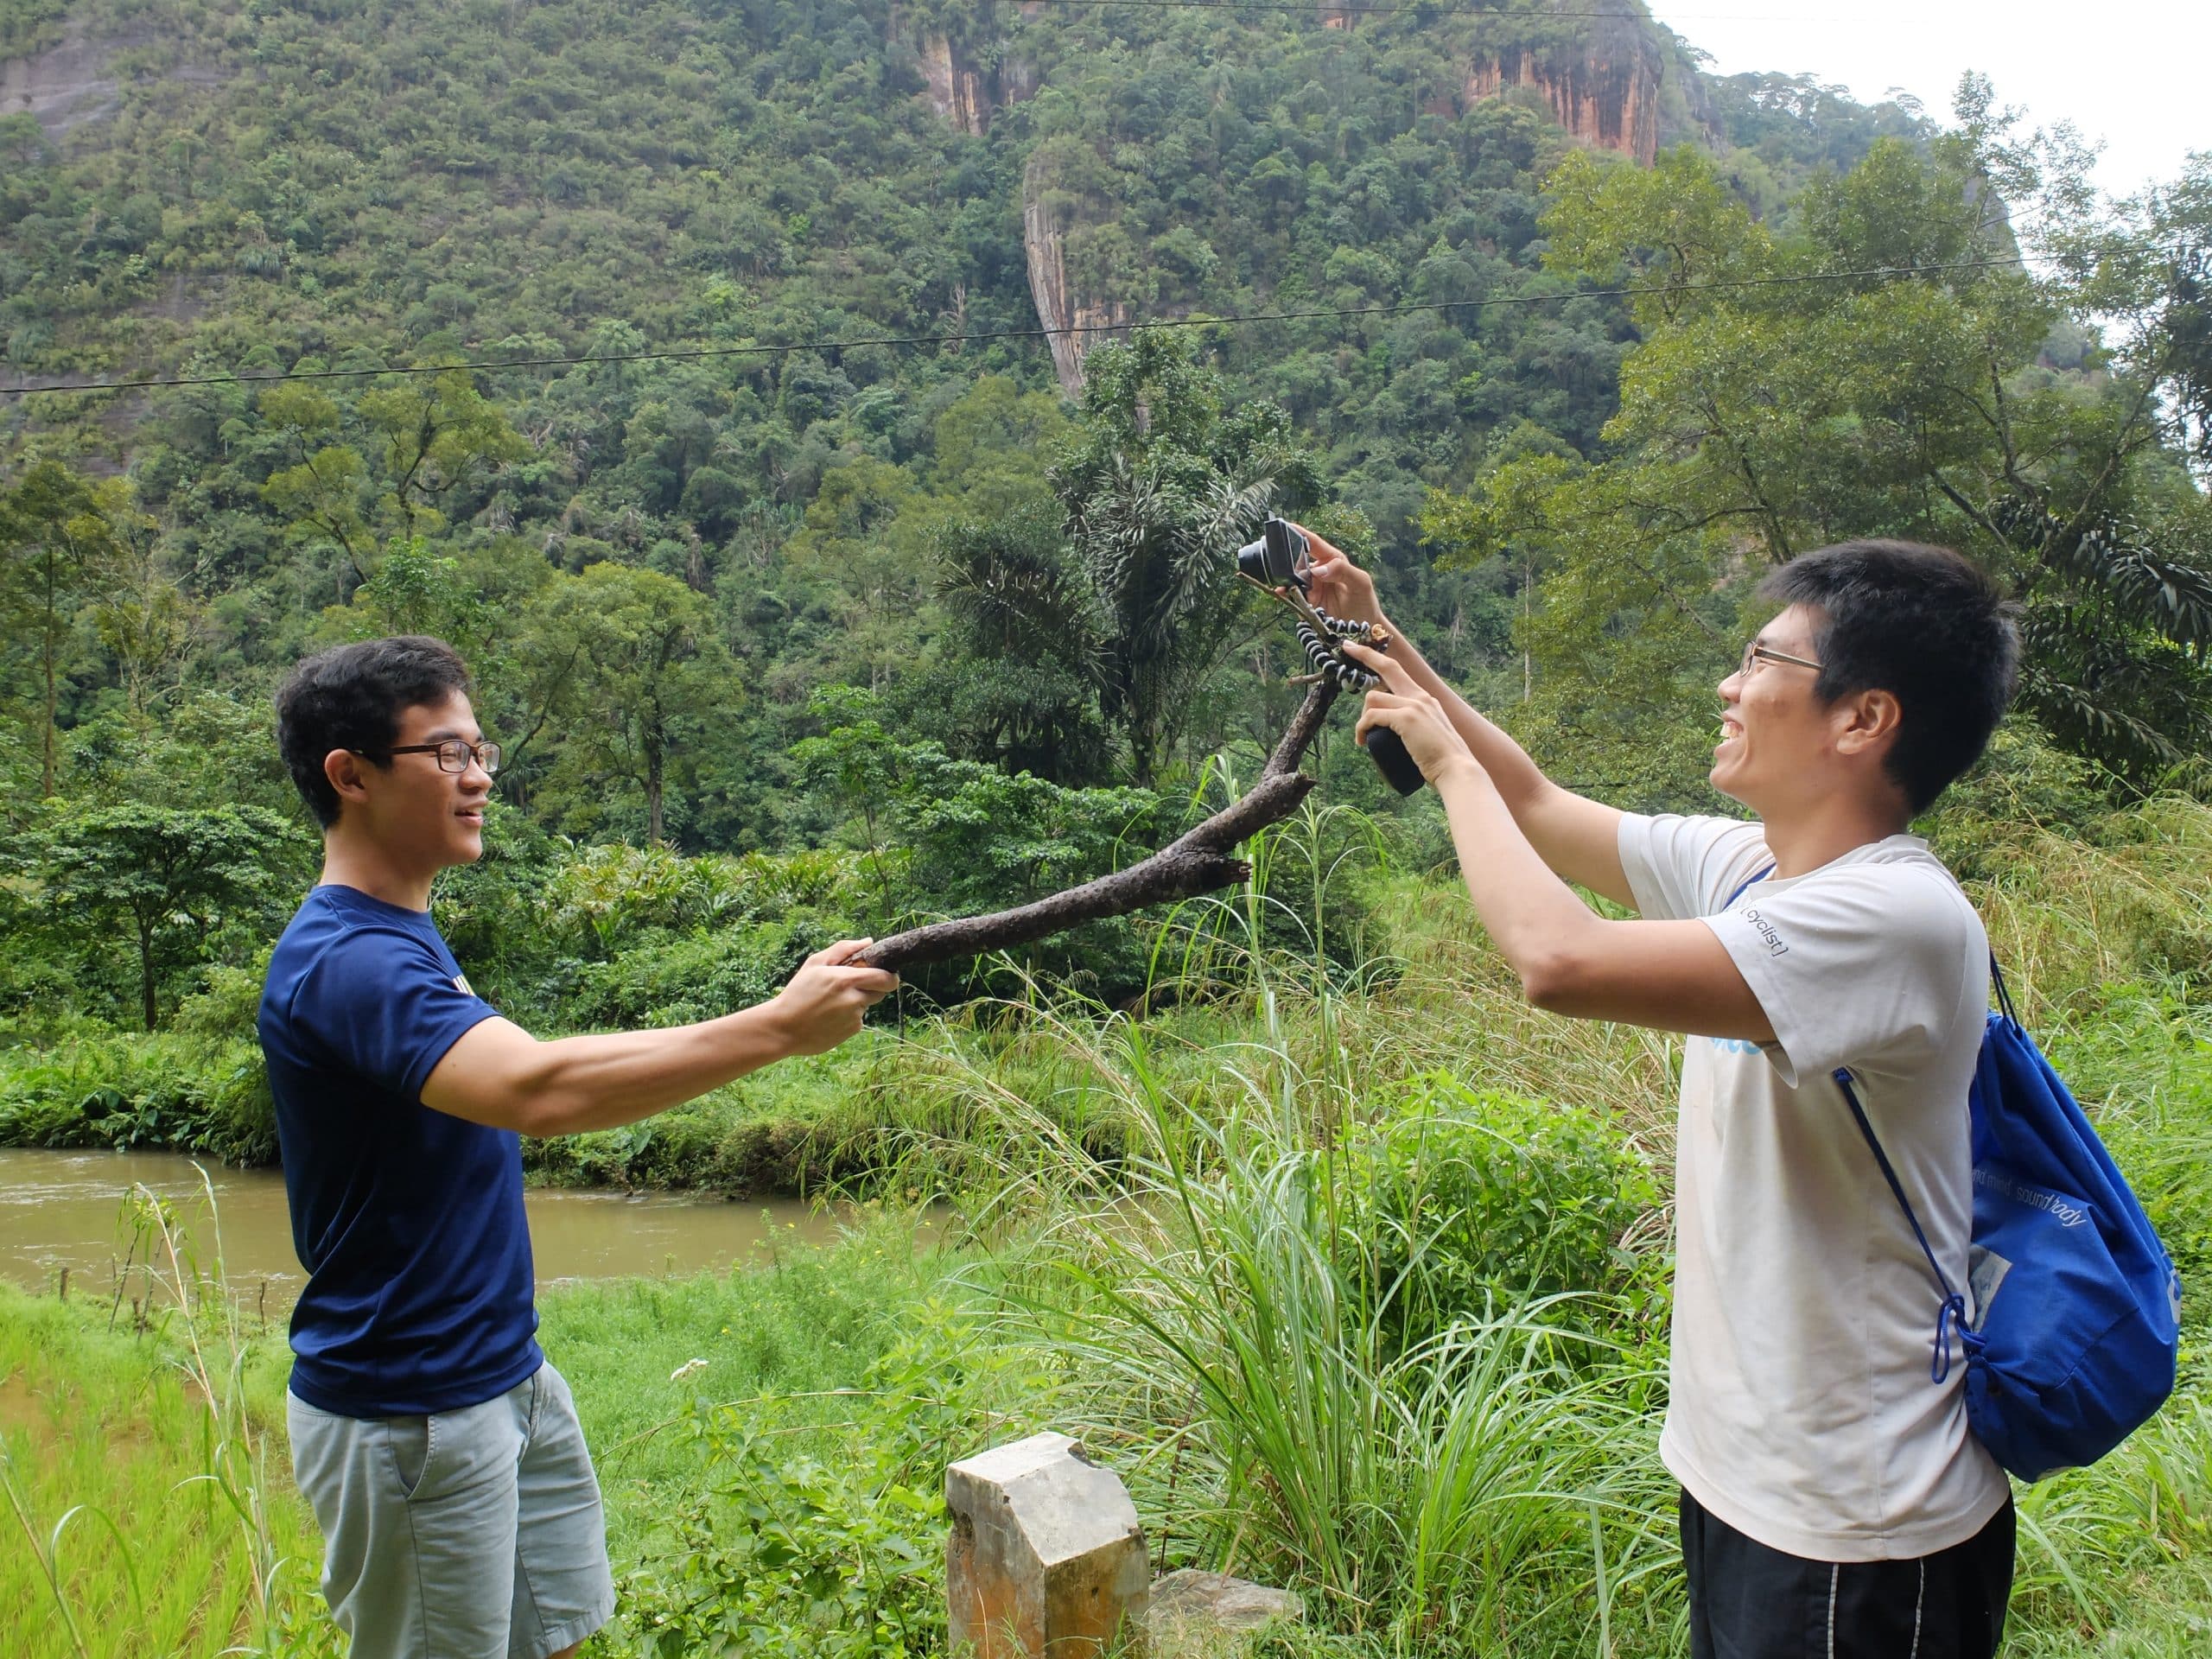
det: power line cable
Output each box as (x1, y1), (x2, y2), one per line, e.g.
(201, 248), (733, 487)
(0, 257), (2029, 399)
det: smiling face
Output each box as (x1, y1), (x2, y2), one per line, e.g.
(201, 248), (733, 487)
(341, 690), (493, 873)
(1711, 603), (1836, 814)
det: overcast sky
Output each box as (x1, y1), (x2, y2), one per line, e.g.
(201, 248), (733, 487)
(1647, 1), (2208, 200)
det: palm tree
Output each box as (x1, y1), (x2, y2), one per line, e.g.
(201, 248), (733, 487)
(1046, 334), (1319, 785)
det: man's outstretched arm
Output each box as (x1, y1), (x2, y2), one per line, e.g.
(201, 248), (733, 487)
(421, 940), (898, 1137)
(1291, 524), (1632, 906)
(1346, 644), (1774, 1041)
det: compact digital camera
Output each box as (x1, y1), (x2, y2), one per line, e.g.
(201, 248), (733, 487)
(1235, 517), (1313, 590)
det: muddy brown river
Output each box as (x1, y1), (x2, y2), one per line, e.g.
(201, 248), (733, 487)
(0, 1147), (845, 1303)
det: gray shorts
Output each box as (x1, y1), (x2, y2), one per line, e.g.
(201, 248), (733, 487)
(287, 1361), (615, 1659)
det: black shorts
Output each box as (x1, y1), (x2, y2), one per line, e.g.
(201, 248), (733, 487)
(1680, 1487), (2015, 1659)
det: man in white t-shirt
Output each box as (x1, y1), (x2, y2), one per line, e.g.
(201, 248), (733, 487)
(1304, 531), (2019, 1657)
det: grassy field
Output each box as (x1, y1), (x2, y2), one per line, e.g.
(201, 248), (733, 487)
(3, 792), (2209, 1656)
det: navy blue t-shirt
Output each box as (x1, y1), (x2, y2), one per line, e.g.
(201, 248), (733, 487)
(259, 885), (542, 1416)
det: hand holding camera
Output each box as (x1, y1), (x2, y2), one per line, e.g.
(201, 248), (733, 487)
(1235, 516), (1427, 795)
(1300, 526), (1387, 630)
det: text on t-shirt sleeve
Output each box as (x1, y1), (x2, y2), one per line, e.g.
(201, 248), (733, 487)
(1701, 864), (1978, 1089)
(287, 927), (500, 1105)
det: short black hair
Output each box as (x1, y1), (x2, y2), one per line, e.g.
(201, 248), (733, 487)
(1759, 540), (2019, 814)
(276, 637), (474, 828)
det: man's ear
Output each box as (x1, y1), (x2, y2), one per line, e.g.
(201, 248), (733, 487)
(322, 747), (373, 813)
(1832, 688), (1903, 757)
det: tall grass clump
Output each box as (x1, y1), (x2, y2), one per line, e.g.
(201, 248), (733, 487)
(0, 1173), (332, 1658)
(1935, 778), (2212, 1022)
(817, 809), (1686, 1646)
(884, 961), (1681, 1653)
(836, 800), (1676, 1204)
(2006, 1387), (2212, 1654)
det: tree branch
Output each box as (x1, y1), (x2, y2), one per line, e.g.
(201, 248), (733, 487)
(855, 681), (1343, 973)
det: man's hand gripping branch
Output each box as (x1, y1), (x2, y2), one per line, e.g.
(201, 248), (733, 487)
(421, 939), (899, 1138)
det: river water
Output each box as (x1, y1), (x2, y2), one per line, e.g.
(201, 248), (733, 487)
(0, 1146), (845, 1303)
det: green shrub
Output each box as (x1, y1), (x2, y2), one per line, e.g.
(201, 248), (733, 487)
(0, 1033), (275, 1164)
(196, 1048), (280, 1165)
(2072, 988), (2212, 1320)
(563, 925), (802, 1032)
(1345, 1074), (1662, 1353)
(524, 1094), (885, 1195)
(613, 1305), (1031, 1658)
(172, 957), (270, 1045)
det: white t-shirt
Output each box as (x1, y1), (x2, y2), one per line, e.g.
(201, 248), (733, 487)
(1618, 812), (2011, 1562)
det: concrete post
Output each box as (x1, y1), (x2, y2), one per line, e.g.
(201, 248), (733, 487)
(945, 1431), (1150, 1658)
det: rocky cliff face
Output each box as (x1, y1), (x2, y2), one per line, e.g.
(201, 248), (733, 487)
(1022, 161), (1134, 398)
(914, 33), (1038, 137)
(918, 35), (991, 137)
(1463, 20), (1667, 165)
(1, 21), (230, 141)
(931, 11), (1714, 392)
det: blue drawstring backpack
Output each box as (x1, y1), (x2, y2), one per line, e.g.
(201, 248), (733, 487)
(1728, 868), (2183, 1482)
(1836, 960), (2183, 1482)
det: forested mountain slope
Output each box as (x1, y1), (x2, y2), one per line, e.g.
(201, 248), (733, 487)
(0, 0), (1923, 794)
(2, 0), (1919, 557)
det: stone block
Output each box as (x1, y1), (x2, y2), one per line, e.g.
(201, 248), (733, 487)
(1145, 1571), (1303, 1656)
(946, 1431), (1151, 1658)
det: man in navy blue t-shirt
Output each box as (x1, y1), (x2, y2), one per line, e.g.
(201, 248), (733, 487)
(262, 636), (897, 1659)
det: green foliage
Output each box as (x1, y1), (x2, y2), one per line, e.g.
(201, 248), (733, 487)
(0, 0), (1750, 841)
(793, 684), (1166, 995)
(14, 0), (2140, 1059)
(0, 54), (2202, 1586)
(1426, 111), (2211, 789)
(0, 1275), (333, 1659)
(4, 936), (2211, 1656)
(563, 926), (808, 1032)
(909, 505), (1111, 782)
(0, 0), (67, 55)
(945, 1009), (1678, 1643)
(622, 1441), (944, 1658)
(1, 461), (129, 796)
(614, 1305), (1033, 1657)
(10, 801), (296, 1031)
(1701, 72), (1930, 217)
(1346, 1075), (1662, 1356)
(1042, 333), (1319, 785)
(0, 1034), (276, 1164)
(524, 560), (726, 845)
(538, 839), (868, 963)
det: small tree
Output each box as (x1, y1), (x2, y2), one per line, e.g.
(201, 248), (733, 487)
(1, 461), (118, 796)
(529, 563), (721, 845)
(89, 486), (196, 718)
(262, 371), (528, 593)
(925, 506), (1111, 784)
(28, 803), (293, 1030)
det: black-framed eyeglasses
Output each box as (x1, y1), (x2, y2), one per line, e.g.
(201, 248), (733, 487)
(375, 739), (502, 775)
(1738, 641), (1824, 678)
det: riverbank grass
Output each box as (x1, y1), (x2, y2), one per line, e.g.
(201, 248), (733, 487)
(3, 1217), (2209, 1656)
(0, 1282), (321, 1656)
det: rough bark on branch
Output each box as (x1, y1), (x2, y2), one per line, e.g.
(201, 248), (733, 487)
(855, 682), (1343, 974)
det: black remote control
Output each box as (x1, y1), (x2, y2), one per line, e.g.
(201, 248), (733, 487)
(1365, 726), (1427, 795)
